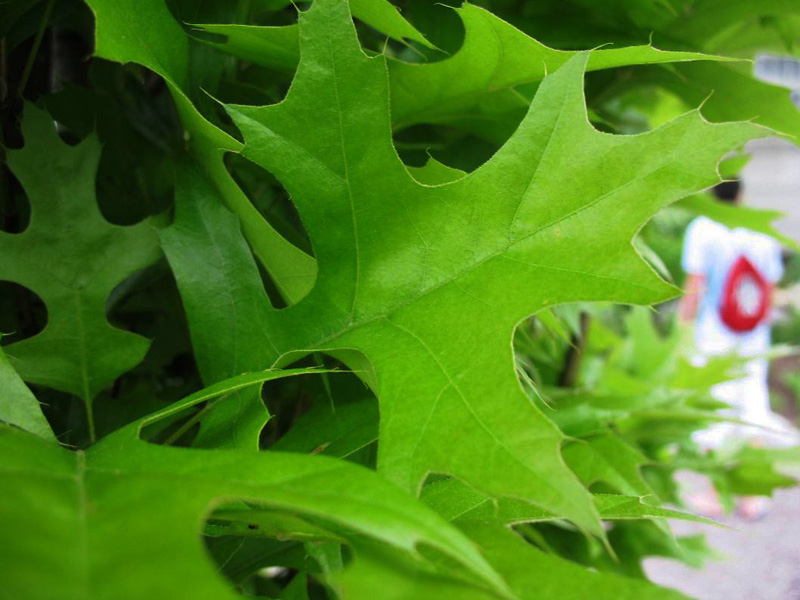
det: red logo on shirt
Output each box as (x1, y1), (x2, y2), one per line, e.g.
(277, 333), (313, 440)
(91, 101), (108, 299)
(719, 255), (772, 332)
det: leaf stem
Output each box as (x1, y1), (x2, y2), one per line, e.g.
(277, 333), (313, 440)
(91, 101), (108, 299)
(235, 0), (253, 25)
(84, 395), (97, 445)
(192, 147), (317, 305)
(558, 311), (590, 388)
(162, 396), (226, 446)
(17, 0), (56, 98)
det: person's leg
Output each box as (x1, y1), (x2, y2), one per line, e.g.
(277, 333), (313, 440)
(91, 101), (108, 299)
(734, 357), (773, 520)
(739, 358), (771, 440)
(687, 368), (740, 518)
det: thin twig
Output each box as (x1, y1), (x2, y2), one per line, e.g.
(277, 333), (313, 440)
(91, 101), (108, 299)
(17, 0), (56, 98)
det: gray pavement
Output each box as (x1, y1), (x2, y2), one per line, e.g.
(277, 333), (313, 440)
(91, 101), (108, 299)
(646, 482), (800, 600)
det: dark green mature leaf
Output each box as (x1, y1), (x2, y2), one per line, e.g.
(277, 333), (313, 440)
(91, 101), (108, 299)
(0, 106), (161, 438)
(221, 0), (763, 534)
(0, 371), (504, 600)
(0, 345), (55, 441)
(84, 0), (317, 305)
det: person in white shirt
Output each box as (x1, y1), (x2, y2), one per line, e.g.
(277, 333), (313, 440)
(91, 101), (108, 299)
(680, 180), (791, 518)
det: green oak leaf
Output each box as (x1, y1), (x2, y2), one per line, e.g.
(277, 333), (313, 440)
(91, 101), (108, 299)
(270, 379), (378, 458)
(667, 0), (800, 53)
(0, 106), (161, 439)
(217, 0), (763, 535)
(563, 432), (655, 498)
(0, 369), (504, 600)
(466, 522), (689, 600)
(196, 0), (434, 66)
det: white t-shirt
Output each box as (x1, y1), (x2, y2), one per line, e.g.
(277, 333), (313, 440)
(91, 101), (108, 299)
(682, 216), (783, 357)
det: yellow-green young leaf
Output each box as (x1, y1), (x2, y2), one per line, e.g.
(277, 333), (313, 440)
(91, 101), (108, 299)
(0, 106), (160, 406)
(219, 0), (764, 536)
(0, 345), (55, 441)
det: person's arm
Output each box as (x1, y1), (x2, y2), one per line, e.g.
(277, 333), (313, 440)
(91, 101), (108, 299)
(680, 218), (710, 324)
(679, 273), (705, 323)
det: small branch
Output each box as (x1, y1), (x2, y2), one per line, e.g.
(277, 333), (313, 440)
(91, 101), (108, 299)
(17, 0), (56, 97)
(163, 396), (227, 446)
(558, 311), (590, 388)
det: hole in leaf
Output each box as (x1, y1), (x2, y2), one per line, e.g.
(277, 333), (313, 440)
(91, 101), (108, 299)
(200, 5), (300, 110)
(0, 281), (47, 346)
(265, 352), (379, 463)
(393, 124), (502, 173)
(0, 170), (31, 233)
(43, 61), (182, 226)
(106, 258), (189, 338)
(224, 153), (315, 308)
(202, 499), (348, 597)
(226, 154), (313, 257)
(202, 523), (303, 596)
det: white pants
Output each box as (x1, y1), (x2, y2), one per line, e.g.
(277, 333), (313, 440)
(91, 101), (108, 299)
(693, 357), (798, 450)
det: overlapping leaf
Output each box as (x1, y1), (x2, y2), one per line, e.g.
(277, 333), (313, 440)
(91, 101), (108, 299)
(0, 345), (55, 441)
(196, 2), (733, 139)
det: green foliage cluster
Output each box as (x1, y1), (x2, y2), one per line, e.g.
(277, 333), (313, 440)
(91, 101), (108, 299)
(1, 0), (799, 598)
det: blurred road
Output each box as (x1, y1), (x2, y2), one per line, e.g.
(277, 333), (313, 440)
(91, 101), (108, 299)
(646, 481), (800, 600)
(743, 137), (800, 247)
